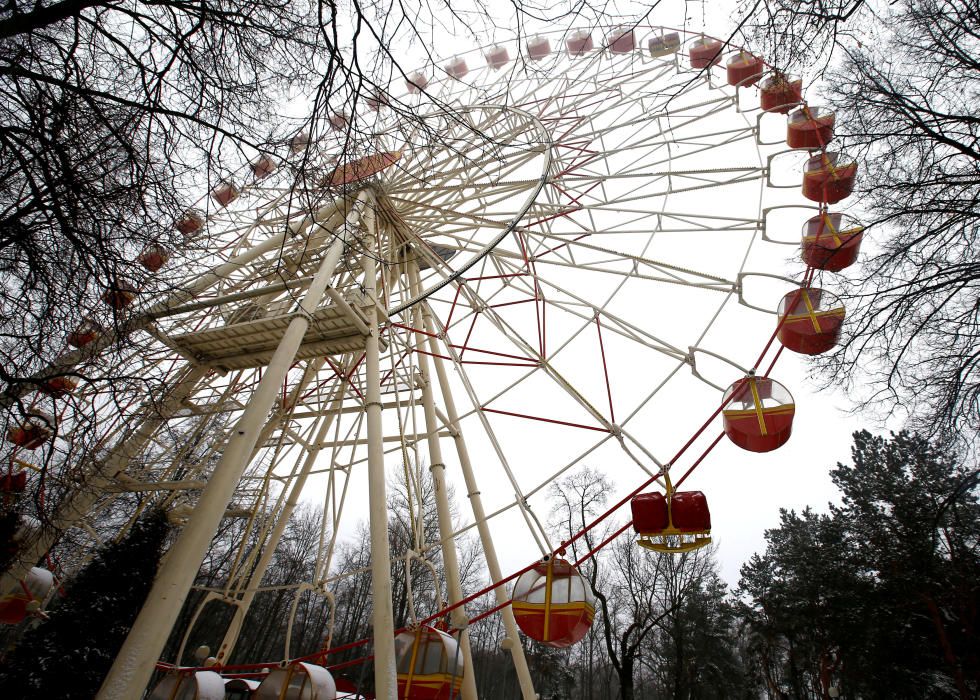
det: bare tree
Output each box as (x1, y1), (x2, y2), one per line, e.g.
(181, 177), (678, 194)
(550, 468), (724, 700)
(736, 0), (980, 445)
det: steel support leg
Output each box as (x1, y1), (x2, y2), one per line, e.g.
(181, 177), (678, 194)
(96, 200), (359, 699)
(216, 380), (347, 662)
(421, 301), (538, 700)
(361, 201), (398, 699)
(408, 263), (478, 700)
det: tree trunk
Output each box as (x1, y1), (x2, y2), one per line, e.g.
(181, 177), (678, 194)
(619, 658), (634, 700)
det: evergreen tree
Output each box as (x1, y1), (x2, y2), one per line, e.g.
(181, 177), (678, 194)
(652, 568), (750, 699)
(738, 431), (980, 699)
(0, 508), (170, 698)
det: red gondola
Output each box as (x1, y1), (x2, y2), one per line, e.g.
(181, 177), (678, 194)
(632, 479), (711, 553)
(40, 376), (78, 397)
(406, 71), (429, 93)
(606, 27), (635, 53)
(329, 112), (349, 131)
(722, 376), (795, 452)
(211, 181), (239, 208)
(787, 106), (835, 149)
(251, 154), (277, 179)
(512, 557), (594, 648)
(67, 318), (102, 348)
(102, 280), (138, 309)
(444, 58), (468, 80)
(802, 151), (857, 204)
(138, 243), (171, 272)
(1, 470), (27, 495)
(289, 130), (310, 154)
(395, 626), (464, 700)
(648, 32), (680, 57)
(175, 209), (205, 237)
(6, 412), (54, 449)
(366, 90), (389, 111)
(801, 213), (864, 272)
(759, 73), (802, 113)
(688, 37), (723, 69)
(777, 288), (845, 355)
(726, 51), (764, 86)
(527, 35), (551, 61)
(566, 30), (594, 56)
(326, 151), (402, 186)
(486, 45), (510, 69)
(0, 567), (53, 624)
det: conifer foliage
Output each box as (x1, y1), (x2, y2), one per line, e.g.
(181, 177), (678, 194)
(738, 431), (980, 698)
(0, 508), (170, 698)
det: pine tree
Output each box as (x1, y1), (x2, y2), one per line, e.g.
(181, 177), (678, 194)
(738, 431), (980, 699)
(0, 508), (171, 698)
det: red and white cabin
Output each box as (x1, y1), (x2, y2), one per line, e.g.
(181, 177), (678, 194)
(566, 29), (594, 56)
(485, 44), (510, 69)
(149, 672), (225, 700)
(102, 279), (138, 309)
(802, 151), (858, 204)
(366, 90), (389, 111)
(759, 72), (803, 113)
(138, 243), (171, 273)
(329, 112), (349, 131)
(406, 71), (429, 93)
(512, 557), (594, 648)
(251, 154), (277, 179)
(606, 27), (635, 54)
(289, 130), (310, 154)
(787, 106), (836, 150)
(0, 470), (27, 495)
(527, 35), (552, 61)
(395, 626), (464, 700)
(727, 51), (764, 87)
(632, 490), (712, 553)
(67, 318), (102, 348)
(777, 288), (846, 355)
(211, 180), (239, 208)
(801, 212), (864, 272)
(688, 37), (723, 69)
(722, 376), (795, 453)
(6, 412), (54, 450)
(40, 375), (78, 398)
(254, 662), (336, 700)
(175, 209), (205, 238)
(444, 57), (468, 80)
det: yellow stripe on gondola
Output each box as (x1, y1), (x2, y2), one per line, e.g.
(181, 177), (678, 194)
(511, 601), (595, 616)
(748, 378), (767, 436)
(784, 309), (843, 322)
(820, 213), (842, 246)
(799, 291), (822, 332)
(543, 561), (553, 640)
(404, 629), (422, 696)
(722, 405), (796, 418)
(804, 226), (863, 246)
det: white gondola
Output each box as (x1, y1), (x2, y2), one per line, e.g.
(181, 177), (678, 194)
(254, 662), (337, 700)
(149, 670), (225, 700)
(224, 677), (260, 699)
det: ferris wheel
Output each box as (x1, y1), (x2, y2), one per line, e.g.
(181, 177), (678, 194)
(0, 22), (861, 700)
